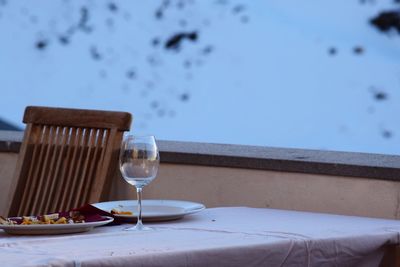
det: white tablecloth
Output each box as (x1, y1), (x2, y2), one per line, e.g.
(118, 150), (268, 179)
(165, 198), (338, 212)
(1, 207), (400, 267)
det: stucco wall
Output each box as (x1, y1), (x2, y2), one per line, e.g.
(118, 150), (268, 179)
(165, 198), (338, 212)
(109, 163), (400, 219)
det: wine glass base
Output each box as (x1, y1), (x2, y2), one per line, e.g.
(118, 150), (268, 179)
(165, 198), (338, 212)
(124, 224), (153, 231)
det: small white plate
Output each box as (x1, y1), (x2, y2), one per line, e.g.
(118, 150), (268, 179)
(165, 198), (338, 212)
(0, 216), (114, 235)
(92, 200), (205, 222)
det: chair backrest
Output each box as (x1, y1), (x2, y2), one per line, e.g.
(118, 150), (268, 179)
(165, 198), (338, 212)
(7, 106), (132, 217)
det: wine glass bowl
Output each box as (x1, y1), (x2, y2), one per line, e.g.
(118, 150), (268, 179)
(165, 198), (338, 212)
(119, 135), (160, 231)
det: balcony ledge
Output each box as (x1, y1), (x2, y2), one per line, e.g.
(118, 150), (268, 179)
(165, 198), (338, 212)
(1, 130), (400, 181)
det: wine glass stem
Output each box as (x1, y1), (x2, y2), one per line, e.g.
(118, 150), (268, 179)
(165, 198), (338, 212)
(136, 186), (144, 228)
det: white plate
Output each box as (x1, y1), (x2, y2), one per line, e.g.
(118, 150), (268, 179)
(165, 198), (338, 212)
(0, 216), (114, 235)
(92, 200), (205, 222)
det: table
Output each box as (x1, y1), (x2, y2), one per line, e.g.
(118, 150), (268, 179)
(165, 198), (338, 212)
(1, 207), (400, 267)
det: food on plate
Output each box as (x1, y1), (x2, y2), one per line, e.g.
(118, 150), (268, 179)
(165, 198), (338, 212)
(43, 213), (59, 221)
(0, 216), (14, 225)
(111, 207), (133, 215)
(0, 211), (87, 226)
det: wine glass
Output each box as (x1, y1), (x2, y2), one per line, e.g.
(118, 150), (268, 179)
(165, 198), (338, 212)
(119, 135), (160, 231)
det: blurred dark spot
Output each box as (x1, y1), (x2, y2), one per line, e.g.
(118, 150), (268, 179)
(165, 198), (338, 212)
(140, 90), (149, 97)
(370, 11), (400, 34)
(147, 55), (161, 66)
(203, 19), (211, 27)
(186, 32), (198, 40)
(126, 69), (136, 79)
(179, 19), (187, 27)
(90, 46), (102, 60)
(367, 106), (375, 114)
(59, 35), (70, 45)
(66, 26), (76, 35)
(20, 7), (29, 16)
(180, 93), (190, 102)
(155, 9), (163, 19)
(162, 0), (170, 8)
(79, 6), (89, 24)
(382, 130), (393, 139)
(374, 91), (388, 100)
(152, 37), (160, 47)
(157, 109), (166, 117)
(35, 39), (48, 50)
(168, 110), (176, 117)
(78, 6), (92, 33)
(294, 156), (308, 160)
(121, 83), (130, 93)
(185, 72), (193, 80)
(82, 26), (93, 34)
(165, 31), (198, 51)
(162, 0), (170, 7)
(177, 0), (185, 9)
(328, 47), (337, 55)
(123, 12), (131, 21)
(211, 219), (216, 222)
(184, 60), (192, 68)
(99, 69), (107, 78)
(359, 0), (376, 4)
(144, 113), (153, 120)
(48, 19), (58, 28)
(150, 101), (159, 109)
(338, 125), (348, 133)
(138, 122), (147, 129)
(202, 45), (213, 55)
(105, 18), (114, 28)
(241, 16), (249, 23)
(106, 46), (114, 54)
(30, 15), (38, 24)
(107, 2), (118, 12)
(369, 87), (389, 101)
(0, 0), (6, 6)
(215, 0), (229, 4)
(232, 4), (245, 14)
(146, 81), (155, 89)
(353, 46), (364, 54)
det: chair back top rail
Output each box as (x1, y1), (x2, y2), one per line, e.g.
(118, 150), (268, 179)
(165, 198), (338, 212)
(23, 106), (131, 131)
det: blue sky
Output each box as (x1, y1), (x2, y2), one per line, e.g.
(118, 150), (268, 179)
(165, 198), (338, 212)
(0, 0), (399, 155)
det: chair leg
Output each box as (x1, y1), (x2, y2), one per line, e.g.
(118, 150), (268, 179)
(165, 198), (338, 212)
(380, 245), (400, 267)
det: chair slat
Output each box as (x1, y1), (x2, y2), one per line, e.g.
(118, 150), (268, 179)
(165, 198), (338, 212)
(16, 125), (42, 216)
(20, 126), (50, 216)
(51, 127), (78, 213)
(38, 126), (62, 213)
(79, 129), (105, 205)
(43, 127), (68, 214)
(59, 128), (84, 211)
(31, 126), (57, 215)
(72, 128), (96, 208)
(89, 129), (115, 203)
(63, 128), (91, 211)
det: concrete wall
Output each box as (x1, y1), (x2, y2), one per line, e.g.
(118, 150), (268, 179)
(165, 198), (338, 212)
(0, 153), (18, 216)
(109, 163), (400, 219)
(2, 152), (399, 219)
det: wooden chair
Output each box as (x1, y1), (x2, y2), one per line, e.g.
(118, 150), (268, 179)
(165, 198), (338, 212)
(7, 106), (132, 217)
